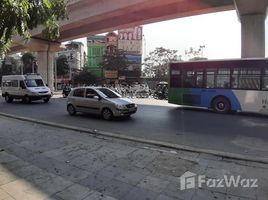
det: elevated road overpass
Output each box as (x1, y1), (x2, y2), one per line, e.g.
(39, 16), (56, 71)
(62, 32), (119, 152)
(9, 0), (268, 89)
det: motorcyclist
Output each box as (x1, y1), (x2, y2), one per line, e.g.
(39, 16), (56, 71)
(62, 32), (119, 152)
(62, 84), (71, 98)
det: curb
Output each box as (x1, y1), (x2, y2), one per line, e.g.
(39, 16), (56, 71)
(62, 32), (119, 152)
(0, 111), (268, 164)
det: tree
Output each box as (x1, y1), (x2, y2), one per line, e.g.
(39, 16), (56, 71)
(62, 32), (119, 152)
(142, 47), (178, 80)
(56, 55), (69, 76)
(101, 49), (128, 71)
(1, 57), (20, 75)
(73, 68), (97, 86)
(184, 45), (207, 60)
(0, 0), (68, 57)
(21, 52), (36, 74)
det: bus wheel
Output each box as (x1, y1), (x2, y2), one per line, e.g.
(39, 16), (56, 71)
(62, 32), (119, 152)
(5, 94), (13, 103)
(212, 97), (230, 114)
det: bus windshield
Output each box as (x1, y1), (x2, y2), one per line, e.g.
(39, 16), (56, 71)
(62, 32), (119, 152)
(25, 79), (44, 87)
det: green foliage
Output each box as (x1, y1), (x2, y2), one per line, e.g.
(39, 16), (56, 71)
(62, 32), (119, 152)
(21, 52), (36, 73)
(73, 68), (97, 85)
(184, 45), (207, 60)
(0, 0), (68, 57)
(142, 47), (178, 80)
(56, 55), (69, 76)
(1, 57), (21, 75)
(101, 49), (128, 71)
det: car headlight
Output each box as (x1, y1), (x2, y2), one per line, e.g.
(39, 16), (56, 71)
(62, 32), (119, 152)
(116, 104), (126, 109)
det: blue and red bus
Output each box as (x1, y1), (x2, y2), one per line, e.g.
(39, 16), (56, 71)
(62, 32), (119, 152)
(168, 58), (268, 114)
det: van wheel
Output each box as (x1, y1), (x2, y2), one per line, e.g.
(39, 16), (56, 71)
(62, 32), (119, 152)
(102, 108), (113, 120)
(67, 104), (76, 116)
(5, 94), (13, 103)
(23, 96), (31, 104)
(212, 97), (230, 114)
(43, 98), (50, 103)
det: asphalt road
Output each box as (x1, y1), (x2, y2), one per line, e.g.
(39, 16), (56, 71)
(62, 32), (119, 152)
(0, 96), (268, 158)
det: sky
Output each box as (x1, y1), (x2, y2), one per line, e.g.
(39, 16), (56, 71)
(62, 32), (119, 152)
(74, 10), (268, 60)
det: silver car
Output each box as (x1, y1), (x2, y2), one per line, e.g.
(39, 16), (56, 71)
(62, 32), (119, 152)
(66, 87), (137, 120)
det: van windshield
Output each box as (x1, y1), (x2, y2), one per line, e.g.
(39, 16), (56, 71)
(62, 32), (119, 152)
(25, 79), (44, 87)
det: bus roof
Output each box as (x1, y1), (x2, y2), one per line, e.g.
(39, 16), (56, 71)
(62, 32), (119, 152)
(170, 58), (268, 64)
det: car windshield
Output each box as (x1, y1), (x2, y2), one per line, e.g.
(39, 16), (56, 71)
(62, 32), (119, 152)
(97, 88), (121, 98)
(25, 79), (44, 87)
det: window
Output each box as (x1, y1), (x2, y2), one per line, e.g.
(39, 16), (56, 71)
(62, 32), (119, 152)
(170, 69), (181, 88)
(239, 68), (261, 90)
(86, 89), (98, 98)
(262, 69), (268, 90)
(206, 69), (216, 88)
(11, 80), (18, 87)
(183, 70), (195, 88)
(216, 68), (230, 88)
(3, 81), (11, 87)
(20, 81), (26, 89)
(98, 88), (121, 98)
(231, 68), (239, 89)
(196, 71), (204, 88)
(25, 79), (44, 87)
(73, 88), (84, 97)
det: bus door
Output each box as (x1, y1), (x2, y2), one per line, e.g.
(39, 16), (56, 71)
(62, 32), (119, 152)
(181, 69), (204, 107)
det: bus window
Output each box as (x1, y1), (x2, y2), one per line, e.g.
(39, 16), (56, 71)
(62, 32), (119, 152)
(183, 70), (195, 88)
(206, 69), (216, 88)
(239, 68), (261, 90)
(262, 69), (268, 90)
(170, 69), (181, 87)
(231, 68), (239, 89)
(216, 68), (230, 88)
(196, 71), (204, 88)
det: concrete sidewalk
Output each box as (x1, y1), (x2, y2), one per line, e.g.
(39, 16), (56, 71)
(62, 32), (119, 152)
(0, 116), (267, 200)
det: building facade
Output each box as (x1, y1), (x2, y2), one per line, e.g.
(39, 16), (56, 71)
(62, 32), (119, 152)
(86, 26), (143, 84)
(117, 26), (143, 83)
(87, 35), (106, 78)
(56, 41), (85, 86)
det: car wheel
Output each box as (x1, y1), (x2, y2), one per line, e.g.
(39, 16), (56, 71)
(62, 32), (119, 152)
(23, 96), (31, 104)
(43, 98), (50, 103)
(67, 104), (76, 116)
(212, 97), (230, 114)
(102, 108), (113, 120)
(5, 94), (13, 103)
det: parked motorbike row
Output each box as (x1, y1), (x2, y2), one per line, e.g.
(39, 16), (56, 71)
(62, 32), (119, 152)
(61, 82), (168, 100)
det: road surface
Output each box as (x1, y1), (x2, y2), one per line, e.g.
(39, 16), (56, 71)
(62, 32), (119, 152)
(0, 96), (268, 159)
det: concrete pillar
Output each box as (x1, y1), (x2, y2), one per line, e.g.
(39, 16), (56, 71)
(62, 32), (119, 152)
(36, 51), (55, 92)
(240, 14), (266, 58)
(32, 41), (64, 92)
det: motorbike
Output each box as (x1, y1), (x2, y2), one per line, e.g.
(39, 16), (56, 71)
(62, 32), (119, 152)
(62, 87), (71, 98)
(153, 82), (168, 100)
(153, 90), (168, 100)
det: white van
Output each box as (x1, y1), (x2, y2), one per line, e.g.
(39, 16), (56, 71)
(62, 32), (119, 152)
(1, 74), (52, 103)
